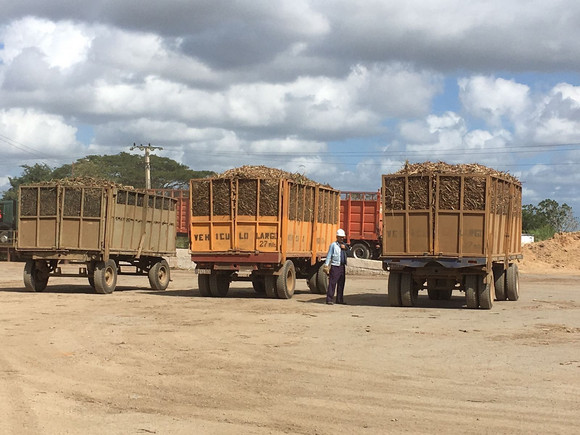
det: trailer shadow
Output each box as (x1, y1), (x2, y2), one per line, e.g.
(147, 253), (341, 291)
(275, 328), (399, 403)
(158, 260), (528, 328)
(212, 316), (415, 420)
(0, 285), (158, 294)
(302, 293), (467, 309)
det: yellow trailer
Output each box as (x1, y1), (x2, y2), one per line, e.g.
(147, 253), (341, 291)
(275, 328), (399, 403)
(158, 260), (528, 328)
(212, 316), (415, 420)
(190, 176), (340, 298)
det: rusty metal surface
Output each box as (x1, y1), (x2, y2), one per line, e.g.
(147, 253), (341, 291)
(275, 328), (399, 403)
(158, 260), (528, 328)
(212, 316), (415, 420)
(17, 184), (177, 258)
(381, 172), (522, 262)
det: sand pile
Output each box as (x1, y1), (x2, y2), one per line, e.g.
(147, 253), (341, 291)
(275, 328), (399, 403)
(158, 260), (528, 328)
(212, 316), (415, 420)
(520, 232), (580, 273)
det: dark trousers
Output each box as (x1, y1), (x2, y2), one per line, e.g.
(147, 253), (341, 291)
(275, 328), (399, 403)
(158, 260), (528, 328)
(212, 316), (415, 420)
(327, 265), (346, 303)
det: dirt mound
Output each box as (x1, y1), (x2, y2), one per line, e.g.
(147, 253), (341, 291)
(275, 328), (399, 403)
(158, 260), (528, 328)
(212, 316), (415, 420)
(520, 232), (580, 274)
(396, 161), (520, 184)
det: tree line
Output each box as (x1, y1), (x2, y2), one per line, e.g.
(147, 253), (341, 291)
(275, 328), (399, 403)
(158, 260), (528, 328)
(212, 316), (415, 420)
(1, 152), (214, 201)
(522, 199), (579, 241)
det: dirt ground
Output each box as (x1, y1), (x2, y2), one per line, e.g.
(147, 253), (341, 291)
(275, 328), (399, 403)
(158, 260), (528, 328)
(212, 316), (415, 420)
(1, 261), (579, 435)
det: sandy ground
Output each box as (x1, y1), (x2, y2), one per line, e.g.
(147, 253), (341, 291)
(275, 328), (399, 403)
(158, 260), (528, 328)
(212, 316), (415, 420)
(1, 261), (579, 435)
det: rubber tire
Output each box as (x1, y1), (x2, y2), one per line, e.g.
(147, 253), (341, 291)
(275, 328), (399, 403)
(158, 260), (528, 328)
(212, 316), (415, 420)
(400, 273), (415, 307)
(252, 275), (266, 294)
(264, 275), (277, 298)
(148, 259), (170, 290)
(439, 289), (453, 300)
(209, 273), (230, 297)
(465, 275), (479, 309)
(478, 273), (493, 310)
(506, 263), (520, 301)
(198, 274), (211, 296)
(387, 272), (402, 306)
(427, 287), (440, 300)
(351, 242), (371, 259)
(23, 259), (49, 292)
(94, 259), (117, 294)
(316, 265), (329, 295)
(276, 260), (296, 299)
(493, 264), (507, 301)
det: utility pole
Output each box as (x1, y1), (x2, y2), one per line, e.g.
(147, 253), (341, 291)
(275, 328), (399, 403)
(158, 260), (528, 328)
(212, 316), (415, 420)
(130, 143), (163, 189)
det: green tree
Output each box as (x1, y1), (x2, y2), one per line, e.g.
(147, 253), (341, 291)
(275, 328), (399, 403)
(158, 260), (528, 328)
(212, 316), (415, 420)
(2, 153), (215, 201)
(2, 163), (59, 201)
(522, 199), (579, 240)
(71, 152), (213, 188)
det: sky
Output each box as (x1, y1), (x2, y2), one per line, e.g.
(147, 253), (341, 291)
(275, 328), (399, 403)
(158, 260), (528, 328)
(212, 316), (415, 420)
(1, 1), (580, 216)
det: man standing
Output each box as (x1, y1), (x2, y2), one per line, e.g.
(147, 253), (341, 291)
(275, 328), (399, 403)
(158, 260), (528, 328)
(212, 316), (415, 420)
(324, 228), (349, 305)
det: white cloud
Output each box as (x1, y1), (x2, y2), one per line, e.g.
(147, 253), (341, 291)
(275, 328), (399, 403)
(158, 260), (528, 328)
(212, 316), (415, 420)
(0, 16), (92, 69)
(0, 108), (80, 159)
(459, 76), (530, 126)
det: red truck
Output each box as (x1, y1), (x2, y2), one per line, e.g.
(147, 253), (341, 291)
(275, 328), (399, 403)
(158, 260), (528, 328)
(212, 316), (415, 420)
(340, 191), (382, 259)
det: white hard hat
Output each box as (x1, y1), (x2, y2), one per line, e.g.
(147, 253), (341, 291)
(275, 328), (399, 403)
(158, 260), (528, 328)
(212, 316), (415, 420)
(337, 229), (346, 237)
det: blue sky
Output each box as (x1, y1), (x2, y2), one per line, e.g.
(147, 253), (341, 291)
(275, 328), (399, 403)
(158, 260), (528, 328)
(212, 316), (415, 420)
(0, 1), (579, 218)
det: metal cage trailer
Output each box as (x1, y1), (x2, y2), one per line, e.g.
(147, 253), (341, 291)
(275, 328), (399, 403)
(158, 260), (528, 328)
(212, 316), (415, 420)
(381, 171), (522, 309)
(17, 182), (178, 294)
(190, 177), (340, 299)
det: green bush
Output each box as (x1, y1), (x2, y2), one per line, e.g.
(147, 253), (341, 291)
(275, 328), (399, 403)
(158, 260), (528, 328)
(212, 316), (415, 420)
(529, 224), (556, 242)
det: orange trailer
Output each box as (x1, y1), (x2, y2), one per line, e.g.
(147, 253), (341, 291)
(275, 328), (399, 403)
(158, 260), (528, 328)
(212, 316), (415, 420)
(190, 177), (340, 299)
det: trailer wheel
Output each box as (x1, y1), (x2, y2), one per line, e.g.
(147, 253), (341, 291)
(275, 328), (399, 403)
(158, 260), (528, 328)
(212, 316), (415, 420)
(478, 273), (493, 310)
(316, 264), (329, 295)
(94, 259), (117, 294)
(506, 263), (520, 301)
(209, 273), (230, 297)
(464, 275), (479, 309)
(351, 243), (371, 259)
(23, 259), (49, 292)
(276, 260), (296, 299)
(264, 275), (277, 298)
(400, 273), (415, 307)
(198, 274), (211, 296)
(252, 275), (266, 294)
(493, 264), (507, 301)
(387, 272), (402, 306)
(148, 259), (170, 290)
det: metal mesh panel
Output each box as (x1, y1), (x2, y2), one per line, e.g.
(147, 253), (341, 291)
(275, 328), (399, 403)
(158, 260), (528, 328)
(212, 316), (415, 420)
(39, 187), (57, 216)
(192, 181), (210, 216)
(439, 176), (460, 210)
(212, 180), (231, 216)
(64, 188), (82, 216)
(238, 179), (257, 215)
(259, 179), (279, 216)
(21, 188), (37, 216)
(84, 189), (102, 217)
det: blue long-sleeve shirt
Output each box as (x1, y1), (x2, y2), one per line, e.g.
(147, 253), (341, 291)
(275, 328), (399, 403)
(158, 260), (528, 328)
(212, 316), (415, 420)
(325, 241), (347, 266)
